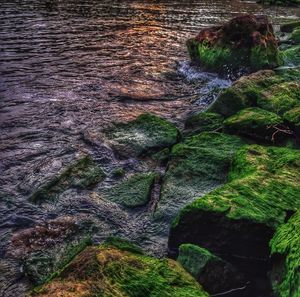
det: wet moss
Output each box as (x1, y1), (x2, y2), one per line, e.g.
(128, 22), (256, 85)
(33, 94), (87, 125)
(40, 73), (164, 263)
(280, 20), (300, 33)
(184, 112), (224, 135)
(102, 237), (144, 255)
(283, 45), (300, 66)
(104, 113), (180, 158)
(102, 173), (156, 208)
(223, 107), (283, 141)
(209, 70), (283, 117)
(172, 144), (300, 231)
(257, 82), (300, 115)
(283, 106), (300, 135)
(29, 244), (209, 297)
(29, 155), (105, 203)
(270, 211), (300, 297)
(155, 132), (244, 222)
(291, 27), (300, 44)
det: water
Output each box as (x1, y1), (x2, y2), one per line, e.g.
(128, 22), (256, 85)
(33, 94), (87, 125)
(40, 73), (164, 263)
(0, 0), (299, 296)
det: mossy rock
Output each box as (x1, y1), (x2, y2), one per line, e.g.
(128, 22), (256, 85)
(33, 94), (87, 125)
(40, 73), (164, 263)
(209, 70), (282, 117)
(284, 106), (300, 136)
(280, 20), (300, 33)
(104, 113), (180, 158)
(223, 107), (283, 142)
(102, 173), (156, 208)
(169, 145), (300, 256)
(29, 155), (105, 203)
(258, 82), (300, 115)
(291, 27), (300, 44)
(283, 45), (300, 66)
(29, 244), (209, 297)
(177, 244), (246, 294)
(155, 132), (244, 222)
(184, 112), (224, 135)
(270, 211), (300, 297)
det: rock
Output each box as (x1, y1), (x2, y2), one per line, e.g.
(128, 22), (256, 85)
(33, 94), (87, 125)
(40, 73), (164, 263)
(29, 155), (105, 203)
(101, 172), (157, 208)
(280, 20), (300, 33)
(209, 70), (282, 117)
(104, 113), (180, 158)
(187, 15), (282, 74)
(177, 244), (246, 294)
(270, 211), (300, 297)
(184, 112), (224, 135)
(257, 82), (300, 115)
(155, 132), (244, 223)
(169, 144), (300, 296)
(28, 240), (209, 297)
(223, 107), (284, 142)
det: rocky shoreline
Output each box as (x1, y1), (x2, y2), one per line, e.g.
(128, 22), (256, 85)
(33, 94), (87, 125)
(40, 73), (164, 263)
(3, 15), (300, 297)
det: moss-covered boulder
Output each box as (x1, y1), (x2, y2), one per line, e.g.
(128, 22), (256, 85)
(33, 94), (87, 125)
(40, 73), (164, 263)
(169, 144), (300, 296)
(29, 155), (105, 203)
(29, 241), (209, 297)
(223, 107), (284, 142)
(155, 132), (244, 222)
(184, 112), (224, 135)
(209, 70), (282, 117)
(177, 244), (246, 294)
(104, 113), (180, 158)
(102, 173), (157, 208)
(291, 27), (300, 44)
(283, 44), (300, 66)
(270, 211), (300, 297)
(187, 15), (282, 74)
(280, 20), (300, 33)
(257, 82), (300, 115)
(169, 145), (300, 254)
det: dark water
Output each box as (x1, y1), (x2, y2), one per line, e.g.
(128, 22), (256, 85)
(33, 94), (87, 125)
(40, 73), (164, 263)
(0, 0), (299, 296)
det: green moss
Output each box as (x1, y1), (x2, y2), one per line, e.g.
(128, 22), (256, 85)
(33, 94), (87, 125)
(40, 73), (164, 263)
(102, 173), (156, 208)
(103, 237), (144, 255)
(155, 132), (244, 222)
(209, 70), (283, 117)
(173, 145), (300, 230)
(223, 107), (283, 141)
(177, 244), (217, 278)
(291, 27), (300, 44)
(283, 45), (300, 66)
(283, 106), (300, 136)
(280, 20), (300, 33)
(257, 82), (300, 115)
(184, 112), (224, 135)
(29, 155), (105, 203)
(270, 211), (300, 297)
(104, 113), (180, 157)
(30, 245), (209, 297)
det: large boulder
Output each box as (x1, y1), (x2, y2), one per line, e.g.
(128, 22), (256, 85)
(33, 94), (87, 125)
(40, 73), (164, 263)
(187, 15), (282, 74)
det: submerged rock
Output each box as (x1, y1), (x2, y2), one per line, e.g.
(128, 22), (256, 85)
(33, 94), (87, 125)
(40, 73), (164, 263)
(187, 15), (282, 74)
(102, 172), (157, 208)
(177, 244), (246, 294)
(28, 239), (208, 297)
(29, 155), (105, 203)
(270, 211), (300, 297)
(104, 113), (180, 158)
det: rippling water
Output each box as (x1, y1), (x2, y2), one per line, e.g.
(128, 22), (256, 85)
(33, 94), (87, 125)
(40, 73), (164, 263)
(1, 1), (300, 296)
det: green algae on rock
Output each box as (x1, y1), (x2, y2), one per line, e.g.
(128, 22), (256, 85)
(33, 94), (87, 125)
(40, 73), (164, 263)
(102, 173), (157, 208)
(270, 211), (300, 297)
(29, 155), (105, 203)
(169, 144), (300, 257)
(155, 132), (244, 222)
(284, 106), (300, 136)
(223, 107), (283, 141)
(187, 15), (282, 74)
(184, 112), (224, 136)
(280, 20), (300, 33)
(177, 244), (245, 294)
(291, 27), (300, 44)
(104, 113), (180, 158)
(283, 45), (300, 66)
(29, 243), (209, 297)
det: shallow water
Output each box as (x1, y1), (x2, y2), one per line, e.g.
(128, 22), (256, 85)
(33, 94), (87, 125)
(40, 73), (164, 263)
(0, 0), (300, 296)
